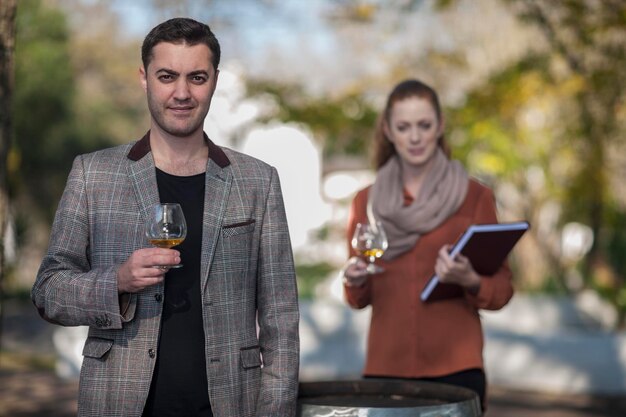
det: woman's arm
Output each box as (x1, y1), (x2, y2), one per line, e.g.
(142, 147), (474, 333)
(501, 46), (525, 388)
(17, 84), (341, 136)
(343, 188), (373, 309)
(463, 185), (514, 310)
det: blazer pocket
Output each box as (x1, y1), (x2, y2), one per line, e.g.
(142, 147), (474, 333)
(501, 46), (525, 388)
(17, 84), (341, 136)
(82, 336), (114, 360)
(222, 219), (256, 238)
(240, 345), (262, 370)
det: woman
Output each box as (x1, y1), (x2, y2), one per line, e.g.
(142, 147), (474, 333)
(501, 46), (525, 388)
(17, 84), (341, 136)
(342, 79), (514, 410)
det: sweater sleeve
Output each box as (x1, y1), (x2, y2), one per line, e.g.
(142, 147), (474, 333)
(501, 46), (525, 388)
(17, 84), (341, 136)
(464, 184), (515, 310)
(343, 188), (373, 309)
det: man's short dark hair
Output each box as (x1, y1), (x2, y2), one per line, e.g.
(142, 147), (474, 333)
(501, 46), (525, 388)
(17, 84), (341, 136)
(141, 17), (221, 71)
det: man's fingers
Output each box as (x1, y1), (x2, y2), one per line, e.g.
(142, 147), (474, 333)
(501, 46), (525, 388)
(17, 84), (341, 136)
(142, 265), (169, 276)
(126, 276), (165, 292)
(145, 251), (180, 269)
(118, 248), (178, 293)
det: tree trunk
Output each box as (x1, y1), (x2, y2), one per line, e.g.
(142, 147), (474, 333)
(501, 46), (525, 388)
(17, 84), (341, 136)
(0, 0), (18, 348)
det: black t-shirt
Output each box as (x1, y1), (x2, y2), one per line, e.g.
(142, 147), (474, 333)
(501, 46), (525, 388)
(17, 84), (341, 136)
(143, 168), (212, 417)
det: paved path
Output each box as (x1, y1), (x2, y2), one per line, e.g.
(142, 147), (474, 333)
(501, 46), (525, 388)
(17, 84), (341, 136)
(0, 369), (78, 417)
(3, 298), (626, 416)
(1, 367), (625, 417)
(487, 386), (626, 417)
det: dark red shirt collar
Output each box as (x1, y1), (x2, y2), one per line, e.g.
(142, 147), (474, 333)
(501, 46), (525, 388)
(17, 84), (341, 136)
(127, 131), (230, 168)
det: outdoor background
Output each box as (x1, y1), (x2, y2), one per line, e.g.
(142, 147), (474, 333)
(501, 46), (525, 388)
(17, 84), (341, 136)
(1, 0), (626, 415)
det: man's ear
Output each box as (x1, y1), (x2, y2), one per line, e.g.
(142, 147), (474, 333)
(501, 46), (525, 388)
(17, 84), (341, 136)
(212, 69), (220, 89)
(140, 66), (147, 92)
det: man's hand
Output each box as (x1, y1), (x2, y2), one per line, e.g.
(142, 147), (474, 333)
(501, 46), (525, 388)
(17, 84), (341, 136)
(117, 248), (180, 293)
(435, 244), (481, 294)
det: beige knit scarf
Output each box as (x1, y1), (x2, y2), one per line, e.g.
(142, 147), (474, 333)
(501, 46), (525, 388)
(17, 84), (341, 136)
(368, 149), (469, 260)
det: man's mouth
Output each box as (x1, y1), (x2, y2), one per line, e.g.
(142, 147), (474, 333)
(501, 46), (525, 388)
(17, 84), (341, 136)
(169, 106), (194, 115)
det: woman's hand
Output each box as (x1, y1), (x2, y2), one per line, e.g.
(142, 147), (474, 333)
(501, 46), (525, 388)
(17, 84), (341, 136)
(342, 257), (370, 287)
(435, 245), (481, 294)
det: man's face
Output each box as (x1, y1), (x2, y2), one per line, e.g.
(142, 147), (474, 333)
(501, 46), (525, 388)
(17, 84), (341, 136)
(140, 42), (219, 138)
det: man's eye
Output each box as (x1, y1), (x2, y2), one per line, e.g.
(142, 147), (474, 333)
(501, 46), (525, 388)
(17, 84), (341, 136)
(158, 74), (175, 82)
(191, 76), (207, 84)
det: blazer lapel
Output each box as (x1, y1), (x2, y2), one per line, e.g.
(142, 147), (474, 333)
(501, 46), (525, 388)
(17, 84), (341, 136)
(201, 158), (232, 290)
(128, 152), (160, 224)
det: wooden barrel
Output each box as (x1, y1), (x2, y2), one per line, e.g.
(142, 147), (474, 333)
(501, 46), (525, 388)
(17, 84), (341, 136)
(298, 379), (482, 417)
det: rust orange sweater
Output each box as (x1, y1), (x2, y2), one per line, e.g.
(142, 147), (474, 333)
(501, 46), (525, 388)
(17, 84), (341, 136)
(344, 179), (514, 378)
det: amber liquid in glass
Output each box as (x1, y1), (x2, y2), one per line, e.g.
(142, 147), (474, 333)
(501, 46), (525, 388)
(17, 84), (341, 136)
(148, 237), (185, 248)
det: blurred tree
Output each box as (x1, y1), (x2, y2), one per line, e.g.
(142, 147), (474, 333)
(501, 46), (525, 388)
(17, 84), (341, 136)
(0, 0), (17, 349)
(513, 0), (626, 255)
(9, 0), (119, 288)
(508, 0), (626, 323)
(441, 0), (626, 325)
(14, 0), (134, 221)
(446, 54), (578, 291)
(241, 0), (533, 165)
(245, 80), (378, 160)
(14, 0), (80, 220)
(57, 0), (147, 143)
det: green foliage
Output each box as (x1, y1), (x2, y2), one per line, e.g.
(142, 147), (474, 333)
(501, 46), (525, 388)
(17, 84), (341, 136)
(445, 51), (587, 292)
(521, 273), (568, 295)
(245, 80), (378, 158)
(14, 0), (74, 157)
(13, 0), (113, 220)
(597, 204), (626, 326)
(433, 0), (458, 9)
(447, 0), (626, 322)
(605, 207), (626, 280)
(447, 54), (558, 179)
(295, 261), (335, 299)
(13, 0), (73, 216)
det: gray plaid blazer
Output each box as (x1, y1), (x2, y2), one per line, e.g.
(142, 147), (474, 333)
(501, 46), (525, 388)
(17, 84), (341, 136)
(32, 133), (300, 417)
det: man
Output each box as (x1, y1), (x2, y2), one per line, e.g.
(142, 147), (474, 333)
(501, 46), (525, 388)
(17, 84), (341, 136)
(32, 17), (300, 417)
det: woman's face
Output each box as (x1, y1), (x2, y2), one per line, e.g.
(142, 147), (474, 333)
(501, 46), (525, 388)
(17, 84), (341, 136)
(384, 96), (443, 168)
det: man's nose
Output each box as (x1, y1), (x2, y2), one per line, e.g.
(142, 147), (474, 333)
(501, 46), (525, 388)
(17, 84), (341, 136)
(173, 79), (191, 100)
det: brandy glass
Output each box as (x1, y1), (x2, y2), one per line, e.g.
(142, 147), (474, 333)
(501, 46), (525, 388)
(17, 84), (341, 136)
(351, 221), (388, 274)
(146, 203), (187, 269)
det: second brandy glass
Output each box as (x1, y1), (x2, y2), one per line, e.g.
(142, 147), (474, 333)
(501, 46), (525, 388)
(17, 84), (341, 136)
(146, 203), (187, 269)
(351, 221), (388, 274)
